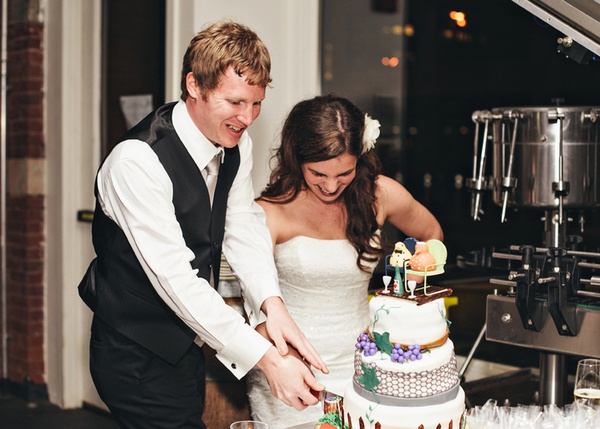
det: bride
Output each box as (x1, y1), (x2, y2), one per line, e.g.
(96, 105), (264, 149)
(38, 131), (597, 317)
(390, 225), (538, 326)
(247, 94), (443, 428)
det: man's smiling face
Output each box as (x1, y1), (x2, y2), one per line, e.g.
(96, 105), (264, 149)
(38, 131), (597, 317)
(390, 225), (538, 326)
(186, 66), (266, 148)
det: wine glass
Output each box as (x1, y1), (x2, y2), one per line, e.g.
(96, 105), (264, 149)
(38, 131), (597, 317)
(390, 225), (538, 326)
(230, 421), (269, 429)
(382, 275), (392, 293)
(407, 280), (417, 298)
(574, 358), (600, 408)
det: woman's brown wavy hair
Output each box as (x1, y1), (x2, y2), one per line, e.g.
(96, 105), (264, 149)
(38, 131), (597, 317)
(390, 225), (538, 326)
(259, 94), (383, 271)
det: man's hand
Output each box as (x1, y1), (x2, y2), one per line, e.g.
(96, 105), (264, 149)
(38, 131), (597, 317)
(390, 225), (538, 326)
(256, 346), (324, 410)
(261, 297), (329, 374)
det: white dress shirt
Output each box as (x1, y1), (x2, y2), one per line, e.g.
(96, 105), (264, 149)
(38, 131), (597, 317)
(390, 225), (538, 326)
(95, 100), (281, 378)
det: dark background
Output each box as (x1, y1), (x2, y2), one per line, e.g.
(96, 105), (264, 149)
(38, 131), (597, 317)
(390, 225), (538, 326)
(403, 0), (600, 262)
(322, 0), (600, 383)
(323, 0), (600, 263)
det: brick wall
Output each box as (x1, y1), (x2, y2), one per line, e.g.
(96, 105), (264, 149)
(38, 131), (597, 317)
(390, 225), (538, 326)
(0, 13), (46, 395)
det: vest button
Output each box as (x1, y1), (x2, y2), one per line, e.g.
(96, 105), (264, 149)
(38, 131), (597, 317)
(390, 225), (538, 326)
(213, 241), (220, 248)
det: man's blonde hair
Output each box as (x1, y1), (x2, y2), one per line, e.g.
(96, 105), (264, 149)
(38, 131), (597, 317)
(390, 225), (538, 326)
(180, 21), (272, 101)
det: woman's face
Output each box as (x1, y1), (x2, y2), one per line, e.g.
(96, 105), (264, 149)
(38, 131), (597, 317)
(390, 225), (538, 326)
(301, 152), (357, 203)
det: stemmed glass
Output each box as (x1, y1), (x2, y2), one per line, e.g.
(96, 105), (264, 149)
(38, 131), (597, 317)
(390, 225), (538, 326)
(574, 358), (600, 408)
(382, 275), (392, 294)
(230, 421), (269, 429)
(407, 280), (417, 298)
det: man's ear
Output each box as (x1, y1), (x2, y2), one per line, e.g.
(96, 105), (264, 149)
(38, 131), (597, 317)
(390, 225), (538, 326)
(186, 72), (201, 99)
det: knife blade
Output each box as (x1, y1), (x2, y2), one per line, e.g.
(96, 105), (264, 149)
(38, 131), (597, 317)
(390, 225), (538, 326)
(310, 388), (343, 401)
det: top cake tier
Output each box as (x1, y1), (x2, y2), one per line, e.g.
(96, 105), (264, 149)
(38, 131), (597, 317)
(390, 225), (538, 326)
(368, 289), (451, 347)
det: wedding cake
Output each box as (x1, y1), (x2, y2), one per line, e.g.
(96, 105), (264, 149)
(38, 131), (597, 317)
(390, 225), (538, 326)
(340, 239), (465, 429)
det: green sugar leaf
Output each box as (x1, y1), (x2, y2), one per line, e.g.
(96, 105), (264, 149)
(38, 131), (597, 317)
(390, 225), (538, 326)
(358, 363), (380, 391)
(373, 331), (393, 356)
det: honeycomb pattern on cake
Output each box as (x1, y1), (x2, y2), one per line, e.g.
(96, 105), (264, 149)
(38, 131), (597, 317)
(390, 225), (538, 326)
(354, 351), (459, 398)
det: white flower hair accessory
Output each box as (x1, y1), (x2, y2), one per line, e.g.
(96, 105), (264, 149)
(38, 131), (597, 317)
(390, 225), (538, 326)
(362, 113), (381, 154)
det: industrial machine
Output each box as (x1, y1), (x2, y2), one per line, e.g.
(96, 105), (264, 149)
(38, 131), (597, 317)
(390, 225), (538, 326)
(458, 0), (600, 407)
(465, 104), (600, 407)
(511, 0), (600, 64)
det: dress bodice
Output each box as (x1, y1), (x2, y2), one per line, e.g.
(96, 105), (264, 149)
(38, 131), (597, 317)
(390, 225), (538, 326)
(247, 235), (378, 429)
(274, 236), (376, 391)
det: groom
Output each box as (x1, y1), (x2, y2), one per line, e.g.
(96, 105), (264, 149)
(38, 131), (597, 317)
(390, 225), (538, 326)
(78, 21), (327, 429)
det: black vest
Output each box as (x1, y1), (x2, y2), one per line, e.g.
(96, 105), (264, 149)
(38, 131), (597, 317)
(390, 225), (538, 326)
(88, 102), (240, 364)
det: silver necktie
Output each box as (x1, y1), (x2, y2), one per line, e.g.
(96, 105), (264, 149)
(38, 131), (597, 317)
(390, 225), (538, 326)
(205, 152), (221, 287)
(204, 153), (221, 206)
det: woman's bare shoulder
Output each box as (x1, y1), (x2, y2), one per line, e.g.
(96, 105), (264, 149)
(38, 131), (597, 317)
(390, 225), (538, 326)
(256, 195), (307, 244)
(256, 198), (285, 219)
(376, 174), (408, 190)
(375, 175), (411, 204)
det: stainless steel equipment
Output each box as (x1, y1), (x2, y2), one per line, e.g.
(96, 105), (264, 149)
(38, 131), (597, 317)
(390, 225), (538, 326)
(511, 0), (600, 63)
(465, 105), (600, 407)
(491, 107), (600, 209)
(467, 106), (600, 225)
(487, 244), (600, 406)
(462, 0), (600, 408)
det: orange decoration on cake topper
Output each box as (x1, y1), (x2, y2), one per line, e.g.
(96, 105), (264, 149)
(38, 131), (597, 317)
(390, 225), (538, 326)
(409, 241), (437, 272)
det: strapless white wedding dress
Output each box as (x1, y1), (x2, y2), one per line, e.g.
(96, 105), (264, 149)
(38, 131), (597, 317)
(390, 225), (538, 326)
(247, 236), (377, 429)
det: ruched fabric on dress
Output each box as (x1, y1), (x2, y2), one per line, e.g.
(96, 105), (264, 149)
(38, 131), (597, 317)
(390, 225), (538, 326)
(247, 236), (378, 429)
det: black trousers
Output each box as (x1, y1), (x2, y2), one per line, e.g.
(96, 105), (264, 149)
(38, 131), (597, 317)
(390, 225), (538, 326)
(89, 316), (206, 429)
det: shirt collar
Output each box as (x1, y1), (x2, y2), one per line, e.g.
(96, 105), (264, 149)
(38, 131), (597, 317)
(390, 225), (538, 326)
(172, 100), (224, 171)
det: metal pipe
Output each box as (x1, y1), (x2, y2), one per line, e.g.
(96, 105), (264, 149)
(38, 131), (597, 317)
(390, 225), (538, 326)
(459, 323), (487, 380)
(581, 275), (600, 286)
(1, 0), (8, 384)
(471, 119), (479, 180)
(539, 353), (567, 406)
(577, 289), (600, 299)
(473, 117), (490, 220)
(489, 278), (517, 287)
(506, 246), (600, 260)
(557, 116), (565, 225)
(577, 262), (600, 270)
(540, 191), (568, 407)
(500, 114), (520, 223)
(491, 251), (522, 261)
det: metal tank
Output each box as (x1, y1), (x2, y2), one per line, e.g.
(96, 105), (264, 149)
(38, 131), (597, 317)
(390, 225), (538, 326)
(491, 106), (600, 209)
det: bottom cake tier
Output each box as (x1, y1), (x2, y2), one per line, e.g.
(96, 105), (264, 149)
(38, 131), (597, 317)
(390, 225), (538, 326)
(343, 382), (465, 429)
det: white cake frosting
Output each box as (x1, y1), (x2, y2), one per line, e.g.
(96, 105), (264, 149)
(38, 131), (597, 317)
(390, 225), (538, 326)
(343, 381), (465, 429)
(368, 293), (449, 346)
(341, 290), (465, 429)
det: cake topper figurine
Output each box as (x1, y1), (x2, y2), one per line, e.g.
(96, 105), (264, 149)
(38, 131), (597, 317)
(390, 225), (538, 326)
(384, 238), (449, 298)
(388, 241), (413, 295)
(409, 241), (436, 272)
(405, 239), (448, 296)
